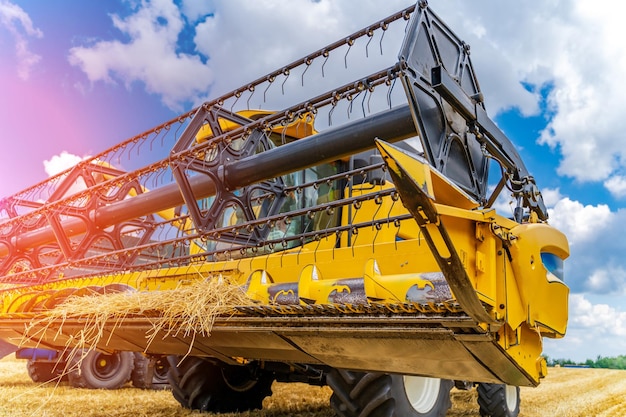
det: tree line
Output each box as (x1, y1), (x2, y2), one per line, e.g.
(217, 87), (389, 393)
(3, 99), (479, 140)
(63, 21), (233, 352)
(547, 355), (626, 369)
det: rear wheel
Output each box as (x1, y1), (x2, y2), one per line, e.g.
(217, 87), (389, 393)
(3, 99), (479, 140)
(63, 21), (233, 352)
(68, 350), (134, 389)
(131, 353), (170, 390)
(151, 356), (170, 387)
(327, 369), (453, 417)
(167, 356), (274, 412)
(130, 353), (150, 389)
(477, 383), (520, 417)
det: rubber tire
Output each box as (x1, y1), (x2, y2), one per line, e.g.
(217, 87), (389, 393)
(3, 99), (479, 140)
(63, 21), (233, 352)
(167, 356), (274, 412)
(130, 353), (152, 389)
(68, 350), (134, 389)
(26, 359), (66, 383)
(151, 356), (170, 388)
(131, 353), (170, 390)
(477, 383), (520, 417)
(327, 369), (453, 417)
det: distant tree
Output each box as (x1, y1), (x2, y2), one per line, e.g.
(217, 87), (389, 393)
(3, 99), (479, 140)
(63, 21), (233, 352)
(547, 354), (626, 369)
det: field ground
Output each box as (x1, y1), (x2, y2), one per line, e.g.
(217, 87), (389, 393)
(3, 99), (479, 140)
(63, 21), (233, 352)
(1, 354), (626, 417)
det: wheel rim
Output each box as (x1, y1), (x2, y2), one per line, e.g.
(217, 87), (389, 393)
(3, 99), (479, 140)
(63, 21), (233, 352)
(91, 353), (120, 380)
(153, 358), (169, 384)
(505, 385), (518, 411)
(221, 366), (258, 392)
(403, 376), (441, 413)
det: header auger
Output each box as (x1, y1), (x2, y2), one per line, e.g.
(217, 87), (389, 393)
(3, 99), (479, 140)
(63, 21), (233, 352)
(0, 2), (568, 416)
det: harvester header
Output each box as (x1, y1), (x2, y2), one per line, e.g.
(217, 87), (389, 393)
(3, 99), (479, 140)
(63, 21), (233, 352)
(0, 2), (568, 416)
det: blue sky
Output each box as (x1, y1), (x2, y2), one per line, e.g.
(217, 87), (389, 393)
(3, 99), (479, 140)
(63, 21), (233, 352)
(2, 0), (626, 363)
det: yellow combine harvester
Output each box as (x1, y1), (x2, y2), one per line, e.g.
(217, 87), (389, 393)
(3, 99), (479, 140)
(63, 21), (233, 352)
(0, 2), (568, 416)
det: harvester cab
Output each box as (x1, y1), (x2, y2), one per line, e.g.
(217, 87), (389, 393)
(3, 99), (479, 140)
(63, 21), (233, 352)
(0, 2), (568, 416)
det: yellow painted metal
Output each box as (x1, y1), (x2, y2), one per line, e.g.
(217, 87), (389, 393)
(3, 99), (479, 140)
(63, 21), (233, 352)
(0, 136), (569, 387)
(508, 223), (569, 337)
(195, 109), (315, 143)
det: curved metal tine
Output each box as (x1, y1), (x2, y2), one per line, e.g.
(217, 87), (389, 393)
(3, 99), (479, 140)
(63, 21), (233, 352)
(246, 85), (255, 110)
(366, 85), (376, 114)
(173, 118), (186, 146)
(361, 88), (370, 118)
(344, 38), (354, 69)
(281, 68), (290, 95)
(301, 57), (312, 86)
(281, 124), (288, 145)
(321, 50), (330, 77)
(263, 75), (275, 103)
(379, 21), (388, 55)
(347, 90), (363, 119)
(128, 140), (138, 161)
(365, 27), (374, 58)
(136, 134), (146, 157)
(230, 92), (241, 113)
(386, 77), (397, 109)
(328, 100), (337, 126)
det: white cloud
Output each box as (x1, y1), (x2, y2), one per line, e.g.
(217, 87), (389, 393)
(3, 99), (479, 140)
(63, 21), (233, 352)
(604, 175), (626, 198)
(545, 294), (626, 361)
(541, 187), (563, 207)
(68, 0), (214, 111)
(570, 294), (626, 336)
(67, 0), (416, 110)
(542, 194), (626, 294)
(43, 151), (84, 177)
(192, 0), (338, 97)
(43, 151), (94, 199)
(65, 0), (626, 188)
(0, 0), (42, 79)
(585, 267), (626, 295)
(434, 1), (626, 184)
(547, 197), (612, 246)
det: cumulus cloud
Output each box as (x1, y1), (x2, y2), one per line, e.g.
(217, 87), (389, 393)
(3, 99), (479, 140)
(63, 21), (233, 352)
(68, 0), (214, 111)
(545, 294), (626, 361)
(585, 267), (626, 295)
(604, 175), (626, 199)
(66, 0), (419, 109)
(438, 1), (626, 184)
(548, 197), (613, 246)
(0, 0), (43, 79)
(541, 188), (564, 207)
(65, 0), (626, 187)
(42, 151), (93, 199)
(43, 151), (85, 177)
(191, 0), (414, 97)
(543, 193), (626, 295)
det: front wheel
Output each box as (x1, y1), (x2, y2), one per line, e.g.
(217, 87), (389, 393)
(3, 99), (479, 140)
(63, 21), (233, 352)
(167, 356), (274, 413)
(327, 369), (453, 417)
(398, 375), (453, 416)
(478, 383), (520, 417)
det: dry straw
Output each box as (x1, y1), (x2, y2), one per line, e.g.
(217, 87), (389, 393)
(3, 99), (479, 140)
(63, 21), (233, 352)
(22, 273), (255, 362)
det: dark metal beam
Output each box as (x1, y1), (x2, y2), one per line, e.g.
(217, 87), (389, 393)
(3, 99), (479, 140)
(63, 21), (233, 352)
(9, 105), (417, 256)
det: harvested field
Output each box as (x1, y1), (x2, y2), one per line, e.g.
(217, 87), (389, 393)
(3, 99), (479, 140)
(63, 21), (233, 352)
(1, 354), (625, 417)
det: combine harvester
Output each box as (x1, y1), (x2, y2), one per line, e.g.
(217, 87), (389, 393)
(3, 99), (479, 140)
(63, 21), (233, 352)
(0, 2), (568, 416)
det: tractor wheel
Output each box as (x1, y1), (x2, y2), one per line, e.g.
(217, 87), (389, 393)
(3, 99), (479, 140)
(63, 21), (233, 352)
(151, 356), (170, 388)
(327, 369), (453, 417)
(131, 353), (170, 390)
(68, 350), (134, 389)
(26, 359), (66, 383)
(167, 356), (274, 412)
(130, 353), (151, 389)
(477, 383), (520, 417)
